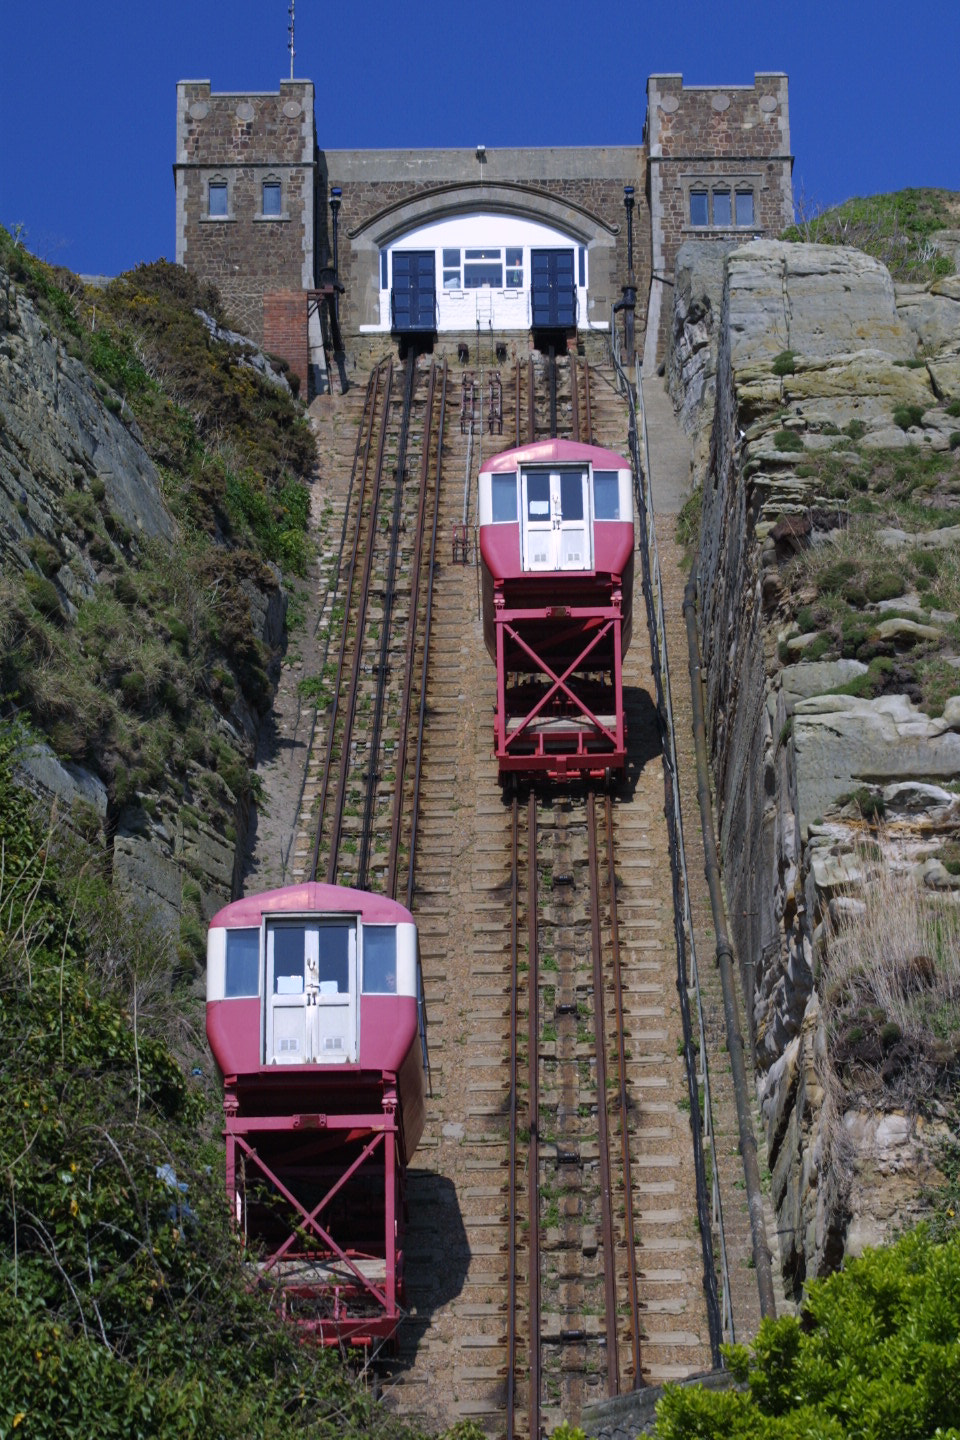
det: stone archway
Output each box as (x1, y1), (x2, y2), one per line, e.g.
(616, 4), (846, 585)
(347, 180), (621, 331)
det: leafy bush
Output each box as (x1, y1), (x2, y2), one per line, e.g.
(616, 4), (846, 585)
(772, 349), (797, 376)
(773, 429), (805, 452)
(654, 1227), (960, 1439)
(893, 404), (925, 431)
(0, 719), (427, 1440)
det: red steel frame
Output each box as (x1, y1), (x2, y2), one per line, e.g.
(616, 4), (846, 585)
(493, 590), (626, 779)
(223, 1086), (405, 1346)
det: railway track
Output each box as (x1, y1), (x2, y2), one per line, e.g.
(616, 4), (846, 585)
(292, 349), (714, 1435)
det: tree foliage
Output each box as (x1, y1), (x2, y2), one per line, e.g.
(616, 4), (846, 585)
(0, 720), (427, 1439)
(654, 1227), (960, 1440)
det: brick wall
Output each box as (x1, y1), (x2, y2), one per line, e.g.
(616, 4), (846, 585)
(175, 80), (317, 343)
(263, 292), (309, 395)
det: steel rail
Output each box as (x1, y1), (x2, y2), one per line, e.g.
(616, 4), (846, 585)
(526, 789), (541, 1440)
(604, 789), (642, 1384)
(515, 359), (522, 447)
(586, 789), (620, 1396)
(296, 365), (377, 882)
(584, 360), (593, 445)
(326, 360), (395, 881)
(548, 345), (558, 439)
(309, 361), (386, 883)
(405, 360), (448, 916)
(385, 361), (437, 898)
(358, 351), (418, 889)
(506, 790), (520, 1440)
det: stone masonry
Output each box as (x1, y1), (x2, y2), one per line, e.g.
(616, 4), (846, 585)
(174, 80), (318, 344)
(175, 73), (792, 380)
(645, 73), (793, 367)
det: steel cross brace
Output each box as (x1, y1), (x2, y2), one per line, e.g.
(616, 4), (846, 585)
(499, 616), (619, 751)
(232, 1130), (392, 1314)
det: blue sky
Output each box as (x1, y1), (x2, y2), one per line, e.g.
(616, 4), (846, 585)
(2, 0), (958, 277)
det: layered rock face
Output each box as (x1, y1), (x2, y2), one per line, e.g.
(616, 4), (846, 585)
(1, 274), (283, 944)
(684, 240), (960, 1288)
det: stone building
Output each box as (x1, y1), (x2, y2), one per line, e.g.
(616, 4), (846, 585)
(174, 72), (793, 389)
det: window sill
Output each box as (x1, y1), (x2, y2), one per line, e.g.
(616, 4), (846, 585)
(200, 214), (237, 223)
(682, 224), (758, 235)
(254, 213), (291, 223)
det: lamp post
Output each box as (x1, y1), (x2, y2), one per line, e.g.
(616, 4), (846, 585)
(328, 187), (344, 358)
(621, 185), (636, 368)
(330, 187), (342, 285)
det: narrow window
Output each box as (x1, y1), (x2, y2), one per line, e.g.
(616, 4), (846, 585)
(578, 246), (586, 287)
(593, 471), (620, 520)
(442, 247), (461, 289)
(505, 247), (523, 288)
(689, 190), (708, 227)
(273, 926), (305, 994)
(713, 189), (731, 227)
(491, 472), (518, 523)
(363, 927), (397, 993)
(559, 471), (584, 522)
(208, 181), (228, 217)
(380, 249), (388, 288)
(225, 928), (259, 997)
(736, 190), (755, 227)
(318, 924), (350, 994)
(262, 181), (282, 216)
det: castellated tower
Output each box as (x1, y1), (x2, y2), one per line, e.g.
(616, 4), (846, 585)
(174, 80), (318, 346)
(644, 73), (794, 364)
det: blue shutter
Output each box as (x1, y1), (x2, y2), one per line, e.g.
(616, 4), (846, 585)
(530, 249), (577, 329)
(391, 250), (436, 332)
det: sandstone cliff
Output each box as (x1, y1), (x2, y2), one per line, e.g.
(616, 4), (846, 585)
(0, 240), (312, 977)
(673, 234), (960, 1290)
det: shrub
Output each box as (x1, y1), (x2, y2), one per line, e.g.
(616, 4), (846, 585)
(844, 418), (867, 440)
(23, 571), (63, 620)
(654, 1228), (960, 1439)
(773, 428), (805, 452)
(772, 349), (797, 376)
(949, 431), (960, 451)
(864, 571), (904, 602)
(892, 404), (925, 430)
(946, 398), (960, 418)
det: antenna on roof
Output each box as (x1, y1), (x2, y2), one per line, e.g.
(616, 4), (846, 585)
(288, 0), (295, 80)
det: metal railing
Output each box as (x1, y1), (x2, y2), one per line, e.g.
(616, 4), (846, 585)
(610, 313), (733, 1354)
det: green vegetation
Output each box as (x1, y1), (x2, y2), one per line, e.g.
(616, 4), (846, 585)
(773, 429), (805, 452)
(782, 187), (959, 282)
(771, 349), (797, 377)
(0, 719), (442, 1440)
(654, 1228), (960, 1439)
(0, 230), (318, 980)
(675, 485), (702, 552)
(892, 403), (926, 431)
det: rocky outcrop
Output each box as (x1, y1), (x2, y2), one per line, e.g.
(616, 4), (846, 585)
(683, 238), (960, 1290)
(1, 270), (287, 950)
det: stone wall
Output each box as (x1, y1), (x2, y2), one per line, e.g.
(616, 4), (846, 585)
(319, 147), (650, 340)
(686, 239), (960, 1290)
(174, 80), (317, 342)
(645, 74), (793, 368)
